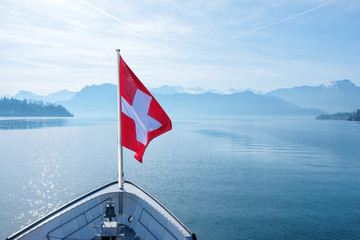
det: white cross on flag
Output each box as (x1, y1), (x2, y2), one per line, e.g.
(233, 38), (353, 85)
(119, 56), (172, 162)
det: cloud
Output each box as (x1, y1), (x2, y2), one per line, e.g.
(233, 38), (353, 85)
(225, 0), (336, 42)
(0, 0), (359, 96)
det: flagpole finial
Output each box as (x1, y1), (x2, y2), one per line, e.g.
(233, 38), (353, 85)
(116, 49), (120, 53)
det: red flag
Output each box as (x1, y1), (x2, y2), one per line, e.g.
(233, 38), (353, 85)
(119, 56), (172, 162)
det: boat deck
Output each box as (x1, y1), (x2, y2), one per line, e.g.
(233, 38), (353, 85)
(7, 181), (196, 240)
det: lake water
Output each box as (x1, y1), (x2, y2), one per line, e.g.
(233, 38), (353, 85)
(1, 116), (360, 239)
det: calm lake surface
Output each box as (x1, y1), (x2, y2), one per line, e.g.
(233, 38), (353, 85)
(1, 116), (360, 239)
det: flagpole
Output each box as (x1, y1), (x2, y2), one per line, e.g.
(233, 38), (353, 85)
(116, 49), (124, 189)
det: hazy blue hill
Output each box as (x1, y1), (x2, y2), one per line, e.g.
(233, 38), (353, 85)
(316, 109), (360, 121)
(59, 83), (117, 117)
(348, 109), (360, 121)
(14, 90), (43, 101)
(57, 83), (321, 117)
(14, 90), (76, 102)
(267, 79), (360, 112)
(0, 98), (73, 117)
(316, 112), (352, 120)
(45, 90), (76, 102)
(155, 91), (322, 118)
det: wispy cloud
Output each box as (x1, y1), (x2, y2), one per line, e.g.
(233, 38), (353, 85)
(3, 57), (61, 68)
(76, 0), (180, 54)
(225, 0), (336, 42)
(0, 0), (359, 96)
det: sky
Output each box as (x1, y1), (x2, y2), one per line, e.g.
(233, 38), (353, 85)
(0, 0), (359, 96)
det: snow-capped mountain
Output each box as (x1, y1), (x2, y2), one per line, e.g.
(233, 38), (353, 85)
(267, 79), (360, 113)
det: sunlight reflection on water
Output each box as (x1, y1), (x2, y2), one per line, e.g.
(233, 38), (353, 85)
(0, 118), (70, 130)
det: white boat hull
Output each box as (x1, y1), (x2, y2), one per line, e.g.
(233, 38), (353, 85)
(7, 181), (196, 240)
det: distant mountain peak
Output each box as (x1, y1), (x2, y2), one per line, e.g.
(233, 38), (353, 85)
(323, 79), (356, 88)
(13, 89), (76, 103)
(18, 90), (33, 94)
(149, 85), (185, 95)
(14, 90), (42, 101)
(267, 79), (360, 112)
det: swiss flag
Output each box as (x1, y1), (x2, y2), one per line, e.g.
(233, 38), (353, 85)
(119, 56), (172, 162)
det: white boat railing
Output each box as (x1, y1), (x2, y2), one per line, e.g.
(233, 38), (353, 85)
(7, 181), (197, 240)
(124, 180), (194, 238)
(6, 182), (117, 240)
(46, 197), (111, 239)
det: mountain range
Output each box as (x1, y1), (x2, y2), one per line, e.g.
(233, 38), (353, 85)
(149, 85), (256, 95)
(14, 90), (76, 103)
(267, 79), (360, 113)
(6, 79), (360, 117)
(58, 84), (117, 117)
(56, 85), (321, 117)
